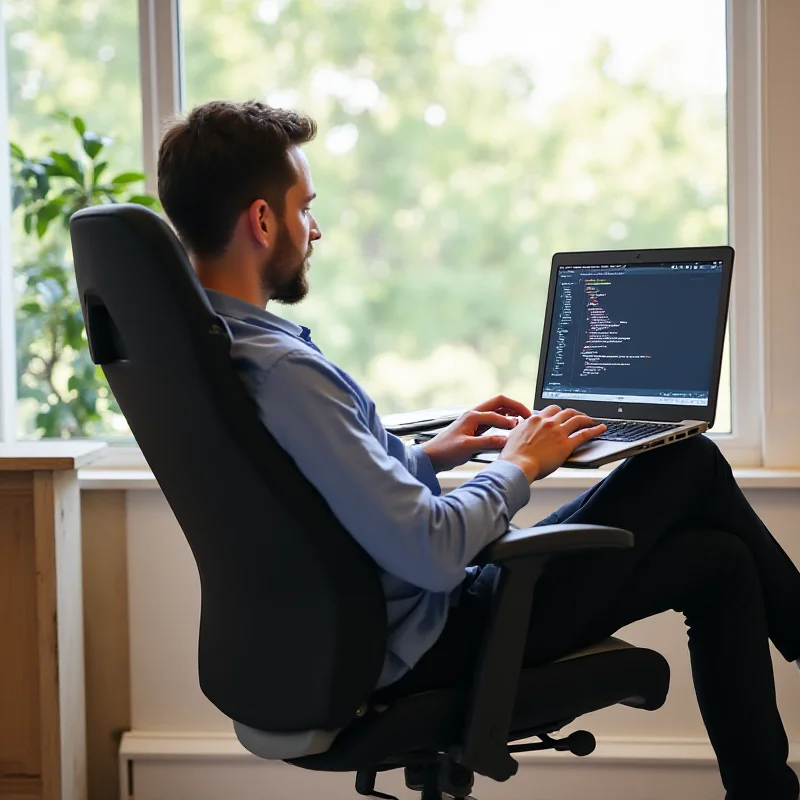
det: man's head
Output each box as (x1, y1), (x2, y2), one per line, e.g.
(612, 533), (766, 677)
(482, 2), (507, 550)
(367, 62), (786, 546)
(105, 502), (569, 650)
(157, 100), (321, 305)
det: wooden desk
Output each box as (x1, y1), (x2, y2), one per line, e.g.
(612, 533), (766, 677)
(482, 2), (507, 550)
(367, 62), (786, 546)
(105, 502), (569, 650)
(0, 443), (106, 800)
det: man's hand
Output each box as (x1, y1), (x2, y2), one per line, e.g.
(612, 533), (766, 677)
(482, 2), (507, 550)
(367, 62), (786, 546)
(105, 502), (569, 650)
(498, 405), (606, 482)
(421, 395), (532, 473)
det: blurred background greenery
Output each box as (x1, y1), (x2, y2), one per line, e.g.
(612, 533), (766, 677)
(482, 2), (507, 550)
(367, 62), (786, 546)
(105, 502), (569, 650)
(10, 115), (158, 437)
(3, 0), (730, 438)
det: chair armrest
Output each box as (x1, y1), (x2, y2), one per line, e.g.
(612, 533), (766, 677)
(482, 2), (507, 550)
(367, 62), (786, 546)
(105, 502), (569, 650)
(453, 524), (634, 781)
(475, 524), (633, 565)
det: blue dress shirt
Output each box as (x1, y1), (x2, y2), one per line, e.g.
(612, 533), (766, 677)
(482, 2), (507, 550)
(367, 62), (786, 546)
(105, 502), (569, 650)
(206, 289), (531, 688)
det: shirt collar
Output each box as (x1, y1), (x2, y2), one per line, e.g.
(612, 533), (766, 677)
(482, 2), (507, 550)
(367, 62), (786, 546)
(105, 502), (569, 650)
(204, 288), (312, 340)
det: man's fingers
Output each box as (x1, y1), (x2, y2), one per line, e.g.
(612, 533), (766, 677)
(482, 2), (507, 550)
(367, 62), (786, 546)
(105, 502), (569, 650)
(494, 405), (531, 420)
(561, 413), (599, 434)
(468, 411), (519, 430)
(473, 395), (532, 419)
(554, 407), (584, 424)
(466, 435), (508, 451)
(495, 399), (532, 419)
(472, 395), (508, 412)
(571, 423), (607, 442)
(538, 405), (563, 418)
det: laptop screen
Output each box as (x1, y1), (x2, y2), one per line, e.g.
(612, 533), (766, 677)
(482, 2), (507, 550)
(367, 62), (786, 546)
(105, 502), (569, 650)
(541, 259), (725, 408)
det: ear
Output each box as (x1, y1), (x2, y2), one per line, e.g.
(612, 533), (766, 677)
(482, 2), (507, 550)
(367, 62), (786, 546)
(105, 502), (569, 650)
(247, 199), (273, 250)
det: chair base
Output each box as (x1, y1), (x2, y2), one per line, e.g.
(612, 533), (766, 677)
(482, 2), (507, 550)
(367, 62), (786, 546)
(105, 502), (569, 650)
(355, 728), (594, 800)
(405, 759), (474, 798)
(355, 758), (475, 800)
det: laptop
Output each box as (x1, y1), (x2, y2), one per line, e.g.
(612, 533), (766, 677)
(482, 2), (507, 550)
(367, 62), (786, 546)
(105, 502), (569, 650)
(469, 245), (734, 469)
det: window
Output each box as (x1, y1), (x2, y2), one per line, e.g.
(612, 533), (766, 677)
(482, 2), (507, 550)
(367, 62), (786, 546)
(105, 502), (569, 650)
(181, 0), (730, 429)
(2, 0), (740, 446)
(4, 0), (142, 438)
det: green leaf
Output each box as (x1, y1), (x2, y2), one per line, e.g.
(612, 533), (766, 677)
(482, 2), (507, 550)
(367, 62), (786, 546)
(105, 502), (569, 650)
(72, 116), (86, 136)
(50, 110), (71, 123)
(81, 132), (104, 160)
(35, 200), (63, 238)
(110, 171), (146, 185)
(36, 410), (60, 438)
(9, 142), (25, 160)
(64, 312), (85, 350)
(20, 163), (52, 199)
(92, 160), (108, 185)
(23, 213), (33, 235)
(35, 173), (50, 198)
(11, 185), (25, 211)
(20, 301), (44, 315)
(127, 194), (160, 209)
(46, 151), (84, 184)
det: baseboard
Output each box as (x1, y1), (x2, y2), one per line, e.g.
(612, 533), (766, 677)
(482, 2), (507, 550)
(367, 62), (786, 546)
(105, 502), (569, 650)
(120, 730), (799, 800)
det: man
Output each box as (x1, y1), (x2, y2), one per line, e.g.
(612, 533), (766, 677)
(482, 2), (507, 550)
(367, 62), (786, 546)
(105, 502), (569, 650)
(157, 100), (800, 799)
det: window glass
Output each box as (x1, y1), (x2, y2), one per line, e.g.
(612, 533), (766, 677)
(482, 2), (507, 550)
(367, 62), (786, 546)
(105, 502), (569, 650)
(181, 0), (730, 430)
(4, 0), (142, 437)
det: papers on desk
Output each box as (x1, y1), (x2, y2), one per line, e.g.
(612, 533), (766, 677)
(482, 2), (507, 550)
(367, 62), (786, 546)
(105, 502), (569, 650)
(381, 406), (466, 435)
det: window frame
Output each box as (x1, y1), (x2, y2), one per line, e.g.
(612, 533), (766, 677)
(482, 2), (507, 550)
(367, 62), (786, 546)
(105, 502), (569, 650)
(2, 0), (796, 471)
(722, 0), (764, 465)
(0, 13), (16, 442)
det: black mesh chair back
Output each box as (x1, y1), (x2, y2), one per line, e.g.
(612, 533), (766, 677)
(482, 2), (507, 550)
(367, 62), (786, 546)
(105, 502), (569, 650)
(70, 203), (387, 733)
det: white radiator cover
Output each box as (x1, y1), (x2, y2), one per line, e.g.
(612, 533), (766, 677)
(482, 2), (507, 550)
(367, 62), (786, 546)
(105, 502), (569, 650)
(117, 731), (800, 800)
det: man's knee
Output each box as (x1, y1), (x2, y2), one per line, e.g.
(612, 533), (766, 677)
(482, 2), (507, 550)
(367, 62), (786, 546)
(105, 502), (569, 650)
(638, 432), (723, 473)
(674, 531), (765, 632)
(670, 432), (719, 461)
(685, 433), (721, 458)
(698, 529), (759, 591)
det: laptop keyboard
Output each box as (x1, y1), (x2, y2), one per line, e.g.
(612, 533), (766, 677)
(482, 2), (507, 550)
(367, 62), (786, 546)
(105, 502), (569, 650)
(595, 419), (682, 443)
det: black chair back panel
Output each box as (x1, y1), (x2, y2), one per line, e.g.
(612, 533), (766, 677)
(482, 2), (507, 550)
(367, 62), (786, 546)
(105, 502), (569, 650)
(70, 204), (386, 731)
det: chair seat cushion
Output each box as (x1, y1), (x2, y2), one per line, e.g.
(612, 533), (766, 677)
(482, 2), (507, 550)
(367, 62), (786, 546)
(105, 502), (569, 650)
(234, 722), (343, 760)
(289, 638), (669, 772)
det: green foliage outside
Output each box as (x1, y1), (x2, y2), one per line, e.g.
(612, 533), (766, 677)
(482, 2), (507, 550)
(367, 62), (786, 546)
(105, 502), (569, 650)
(181, 0), (728, 419)
(4, 0), (729, 436)
(9, 114), (159, 437)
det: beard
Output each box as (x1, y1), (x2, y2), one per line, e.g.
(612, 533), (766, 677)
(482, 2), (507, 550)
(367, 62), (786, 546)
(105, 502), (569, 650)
(262, 222), (313, 305)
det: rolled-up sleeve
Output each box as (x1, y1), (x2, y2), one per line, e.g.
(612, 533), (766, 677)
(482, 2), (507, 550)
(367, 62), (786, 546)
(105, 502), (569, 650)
(249, 349), (530, 593)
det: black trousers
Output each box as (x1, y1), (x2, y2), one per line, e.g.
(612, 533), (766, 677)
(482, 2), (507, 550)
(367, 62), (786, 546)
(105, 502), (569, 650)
(378, 436), (800, 799)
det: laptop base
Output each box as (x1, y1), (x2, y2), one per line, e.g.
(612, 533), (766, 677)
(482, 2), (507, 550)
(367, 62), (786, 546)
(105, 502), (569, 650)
(471, 420), (708, 470)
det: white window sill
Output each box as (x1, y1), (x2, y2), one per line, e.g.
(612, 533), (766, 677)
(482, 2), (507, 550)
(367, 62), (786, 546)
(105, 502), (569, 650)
(78, 463), (800, 491)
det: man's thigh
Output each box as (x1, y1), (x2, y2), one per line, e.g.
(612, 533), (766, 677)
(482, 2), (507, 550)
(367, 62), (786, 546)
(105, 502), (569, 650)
(520, 527), (757, 667)
(528, 437), (725, 611)
(536, 436), (720, 530)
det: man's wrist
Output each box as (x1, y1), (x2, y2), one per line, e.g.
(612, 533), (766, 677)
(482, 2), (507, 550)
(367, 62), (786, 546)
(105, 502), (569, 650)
(497, 453), (538, 483)
(420, 441), (443, 472)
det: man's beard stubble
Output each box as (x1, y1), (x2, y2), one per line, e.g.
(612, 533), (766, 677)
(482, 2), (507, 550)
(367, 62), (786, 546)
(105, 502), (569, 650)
(262, 223), (312, 305)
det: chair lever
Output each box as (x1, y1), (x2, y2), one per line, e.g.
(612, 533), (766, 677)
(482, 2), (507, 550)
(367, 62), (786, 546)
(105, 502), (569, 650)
(508, 730), (596, 757)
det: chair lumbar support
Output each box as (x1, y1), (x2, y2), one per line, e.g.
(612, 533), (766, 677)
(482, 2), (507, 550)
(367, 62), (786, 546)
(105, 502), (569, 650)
(508, 730), (596, 757)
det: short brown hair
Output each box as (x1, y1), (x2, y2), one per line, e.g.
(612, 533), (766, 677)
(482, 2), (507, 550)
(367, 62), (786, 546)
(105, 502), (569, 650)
(157, 100), (317, 257)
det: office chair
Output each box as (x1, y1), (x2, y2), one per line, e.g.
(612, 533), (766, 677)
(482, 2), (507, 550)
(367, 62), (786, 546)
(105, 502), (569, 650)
(70, 204), (670, 800)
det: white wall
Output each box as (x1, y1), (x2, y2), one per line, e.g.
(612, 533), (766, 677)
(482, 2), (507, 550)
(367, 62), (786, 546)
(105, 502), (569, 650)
(122, 484), (800, 799)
